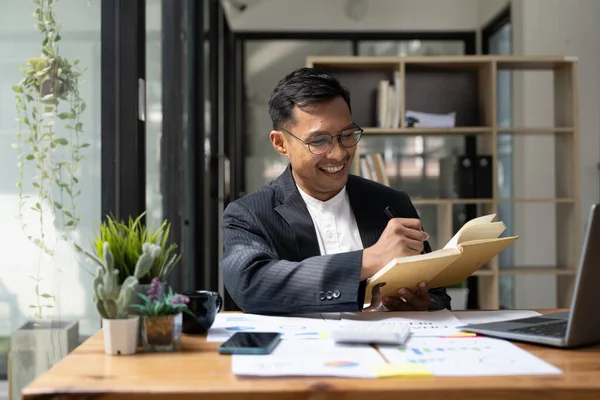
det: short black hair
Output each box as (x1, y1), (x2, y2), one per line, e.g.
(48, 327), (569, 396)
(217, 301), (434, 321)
(268, 67), (351, 130)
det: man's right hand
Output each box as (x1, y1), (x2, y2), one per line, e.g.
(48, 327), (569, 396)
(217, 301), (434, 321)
(360, 218), (429, 280)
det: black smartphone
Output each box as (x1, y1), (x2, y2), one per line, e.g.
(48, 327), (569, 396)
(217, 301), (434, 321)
(217, 332), (282, 355)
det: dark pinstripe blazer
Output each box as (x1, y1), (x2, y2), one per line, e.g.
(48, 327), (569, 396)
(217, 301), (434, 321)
(220, 165), (451, 314)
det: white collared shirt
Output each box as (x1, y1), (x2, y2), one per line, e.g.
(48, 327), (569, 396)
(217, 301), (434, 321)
(297, 185), (364, 255)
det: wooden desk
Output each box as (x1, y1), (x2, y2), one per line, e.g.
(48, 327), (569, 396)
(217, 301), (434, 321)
(22, 310), (600, 400)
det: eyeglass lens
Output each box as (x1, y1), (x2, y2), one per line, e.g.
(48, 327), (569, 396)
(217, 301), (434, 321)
(308, 131), (362, 154)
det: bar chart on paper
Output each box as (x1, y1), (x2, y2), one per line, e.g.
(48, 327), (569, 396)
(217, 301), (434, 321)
(403, 339), (492, 359)
(378, 337), (562, 376)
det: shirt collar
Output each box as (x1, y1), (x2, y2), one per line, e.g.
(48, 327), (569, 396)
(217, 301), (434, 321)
(297, 184), (347, 210)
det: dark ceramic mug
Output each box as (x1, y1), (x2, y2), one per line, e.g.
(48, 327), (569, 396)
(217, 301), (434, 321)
(181, 290), (223, 334)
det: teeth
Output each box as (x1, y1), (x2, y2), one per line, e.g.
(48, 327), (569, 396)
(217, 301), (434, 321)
(320, 164), (344, 174)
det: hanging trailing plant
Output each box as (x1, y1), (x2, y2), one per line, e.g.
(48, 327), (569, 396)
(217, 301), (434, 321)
(12, 0), (89, 319)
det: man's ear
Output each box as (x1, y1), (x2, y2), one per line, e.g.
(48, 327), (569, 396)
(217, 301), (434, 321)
(269, 130), (288, 157)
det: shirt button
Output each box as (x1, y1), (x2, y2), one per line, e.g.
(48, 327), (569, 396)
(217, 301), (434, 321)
(326, 231), (333, 238)
(319, 291), (325, 301)
(326, 291), (333, 300)
(333, 290), (341, 299)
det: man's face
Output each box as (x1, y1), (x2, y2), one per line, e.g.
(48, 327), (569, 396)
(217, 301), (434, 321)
(270, 97), (358, 201)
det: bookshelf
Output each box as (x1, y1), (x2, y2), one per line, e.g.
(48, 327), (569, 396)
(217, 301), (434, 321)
(306, 55), (580, 310)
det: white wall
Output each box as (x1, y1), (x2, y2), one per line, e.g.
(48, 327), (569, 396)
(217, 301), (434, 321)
(478, 0), (509, 26)
(224, 0), (480, 31)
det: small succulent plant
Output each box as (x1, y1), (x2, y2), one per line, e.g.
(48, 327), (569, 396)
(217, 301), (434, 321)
(130, 277), (194, 318)
(86, 241), (161, 319)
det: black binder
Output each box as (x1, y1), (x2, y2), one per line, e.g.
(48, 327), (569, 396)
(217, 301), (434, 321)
(474, 155), (493, 198)
(439, 156), (475, 198)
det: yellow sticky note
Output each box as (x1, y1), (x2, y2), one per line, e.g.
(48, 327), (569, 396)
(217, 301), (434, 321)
(370, 364), (433, 378)
(444, 332), (477, 338)
(318, 332), (330, 340)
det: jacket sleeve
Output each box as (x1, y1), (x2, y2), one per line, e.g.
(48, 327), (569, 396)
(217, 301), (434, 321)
(220, 201), (364, 314)
(401, 192), (453, 311)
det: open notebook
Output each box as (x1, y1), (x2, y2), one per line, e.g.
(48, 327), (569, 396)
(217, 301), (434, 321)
(364, 214), (518, 305)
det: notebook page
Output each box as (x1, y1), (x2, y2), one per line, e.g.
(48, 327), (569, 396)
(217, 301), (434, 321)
(457, 222), (506, 244)
(444, 214), (497, 249)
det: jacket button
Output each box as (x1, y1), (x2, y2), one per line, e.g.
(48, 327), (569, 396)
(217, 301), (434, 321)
(333, 290), (341, 299)
(319, 291), (325, 301)
(326, 291), (333, 300)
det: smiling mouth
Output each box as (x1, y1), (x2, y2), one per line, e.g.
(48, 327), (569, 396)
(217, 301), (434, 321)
(319, 163), (345, 174)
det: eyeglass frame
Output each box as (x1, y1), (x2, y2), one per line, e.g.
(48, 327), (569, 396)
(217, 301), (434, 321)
(276, 122), (364, 155)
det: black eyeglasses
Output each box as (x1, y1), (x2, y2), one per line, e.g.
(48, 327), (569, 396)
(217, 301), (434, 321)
(278, 123), (363, 155)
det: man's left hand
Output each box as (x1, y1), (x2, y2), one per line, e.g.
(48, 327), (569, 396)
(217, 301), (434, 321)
(382, 281), (431, 311)
(365, 281), (431, 311)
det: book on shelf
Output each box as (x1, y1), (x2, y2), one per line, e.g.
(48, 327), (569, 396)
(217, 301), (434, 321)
(375, 71), (402, 128)
(359, 152), (390, 186)
(363, 213), (518, 306)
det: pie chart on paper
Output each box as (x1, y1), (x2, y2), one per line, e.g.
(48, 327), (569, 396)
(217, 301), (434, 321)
(225, 326), (255, 331)
(324, 361), (360, 368)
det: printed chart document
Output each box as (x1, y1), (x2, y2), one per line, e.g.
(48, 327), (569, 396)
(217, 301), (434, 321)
(337, 309), (465, 337)
(208, 310), (469, 342)
(207, 313), (329, 342)
(453, 310), (542, 326)
(232, 340), (386, 378)
(378, 337), (561, 376)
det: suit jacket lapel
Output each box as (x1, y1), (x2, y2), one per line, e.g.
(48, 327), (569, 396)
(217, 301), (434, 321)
(274, 166), (321, 260)
(347, 175), (382, 248)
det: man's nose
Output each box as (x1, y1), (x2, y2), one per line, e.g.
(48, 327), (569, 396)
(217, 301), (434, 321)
(326, 136), (347, 159)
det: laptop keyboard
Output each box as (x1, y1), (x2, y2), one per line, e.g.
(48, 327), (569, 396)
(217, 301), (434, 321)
(509, 320), (567, 337)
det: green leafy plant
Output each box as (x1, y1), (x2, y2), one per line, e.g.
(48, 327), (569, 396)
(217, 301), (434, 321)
(130, 277), (193, 318)
(82, 242), (160, 320)
(449, 280), (468, 289)
(92, 212), (181, 285)
(12, 0), (88, 318)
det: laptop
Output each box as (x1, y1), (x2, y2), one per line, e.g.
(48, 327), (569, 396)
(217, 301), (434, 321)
(459, 203), (600, 348)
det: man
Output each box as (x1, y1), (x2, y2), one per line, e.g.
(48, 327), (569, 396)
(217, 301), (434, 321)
(220, 67), (451, 314)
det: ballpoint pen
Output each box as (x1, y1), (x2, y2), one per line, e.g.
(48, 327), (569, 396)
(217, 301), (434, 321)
(384, 206), (397, 220)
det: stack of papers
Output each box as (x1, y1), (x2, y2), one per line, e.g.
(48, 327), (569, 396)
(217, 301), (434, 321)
(452, 310), (542, 325)
(336, 310), (465, 337)
(207, 309), (464, 342)
(206, 310), (562, 378)
(207, 313), (330, 342)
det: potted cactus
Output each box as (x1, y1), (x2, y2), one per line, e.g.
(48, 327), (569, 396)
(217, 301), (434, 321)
(83, 241), (161, 355)
(92, 213), (181, 325)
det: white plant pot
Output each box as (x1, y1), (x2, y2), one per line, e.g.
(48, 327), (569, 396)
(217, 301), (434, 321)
(447, 288), (469, 310)
(102, 316), (139, 355)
